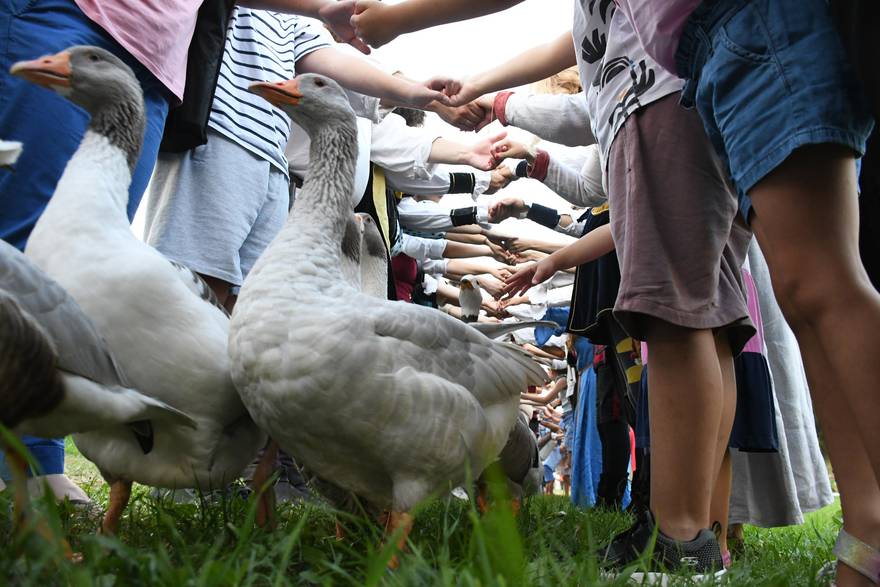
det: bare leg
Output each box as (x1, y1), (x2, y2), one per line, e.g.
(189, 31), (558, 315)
(710, 450), (732, 556)
(645, 321), (725, 541)
(749, 145), (880, 585)
(384, 511), (413, 570)
(476, 481), (490, 515)
(251, 440), (279, 529)
(101, 479), (132, 535)
(709, 334), (737, 555)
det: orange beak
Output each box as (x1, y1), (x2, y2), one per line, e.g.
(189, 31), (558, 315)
(10, 51), (72, 88)
(249, 79), (302, 106)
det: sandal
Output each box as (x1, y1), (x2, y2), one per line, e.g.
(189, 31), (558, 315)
(834, 528), (880, 585)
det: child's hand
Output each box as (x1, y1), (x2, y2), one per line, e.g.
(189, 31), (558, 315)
(432, 102), (489, 132)
(318, 1), (371, 55)
(401, 81), (453, 109)
(488, 197), (527, 223)
(462, 131), (507, 171)
(484, 166), (515, 194)
(351, 0), (401, 48)
(502, 257), (555, 297)
(443, 77), (485, 107)
(492, 138), (532, 163)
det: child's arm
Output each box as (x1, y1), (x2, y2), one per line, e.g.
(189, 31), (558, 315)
(428, 132), (506, 171)
(447, 32), (577, 106)
(502, 224), (615, 297)
(350, 0), (524, 48)
(238, 0), (369, 53)
(295, 47), (452, 108)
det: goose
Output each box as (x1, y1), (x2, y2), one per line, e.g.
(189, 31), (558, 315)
(0, 240), (195, 545)
(231, 73), (546, 561)
(458, 275), (483, 323)
(11, 46), (266, 533)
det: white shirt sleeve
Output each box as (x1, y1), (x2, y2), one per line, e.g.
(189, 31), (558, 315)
(421, 258), (449, 275)
(542, 144), (607, 207)
(505, 92), (595, 147)
(397, 197), (489, 232)
(370, 114), (439, 179)
(397, 233), (447, 261)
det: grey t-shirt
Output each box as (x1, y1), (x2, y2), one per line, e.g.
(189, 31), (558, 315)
(572, 0), (683, 163)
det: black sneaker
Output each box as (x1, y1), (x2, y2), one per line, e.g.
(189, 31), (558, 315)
(599, 510), (726, 583)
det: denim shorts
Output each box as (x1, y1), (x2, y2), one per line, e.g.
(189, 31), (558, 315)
(676, 0), (875, 220)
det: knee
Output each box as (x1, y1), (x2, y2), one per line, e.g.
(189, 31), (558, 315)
(771, 267), (873, 332)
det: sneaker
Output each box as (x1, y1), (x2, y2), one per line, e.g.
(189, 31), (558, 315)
(599, 510), (726, 583)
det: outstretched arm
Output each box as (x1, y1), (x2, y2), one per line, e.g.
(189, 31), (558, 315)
(447, 32), (577, 106)
(350, 0), (524, 48)
(502, 224), (615, 297)
(296, 47), (451, 108)
(239, 0), (370, 53)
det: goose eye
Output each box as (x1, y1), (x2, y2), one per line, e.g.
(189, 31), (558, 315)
(315, 79), (326, 88)
(88, 53), (100, 62)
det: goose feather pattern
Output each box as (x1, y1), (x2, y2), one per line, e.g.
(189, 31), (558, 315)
(230, 74), (546, 512)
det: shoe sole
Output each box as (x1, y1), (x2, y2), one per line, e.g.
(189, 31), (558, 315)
(629, 568), (727, 585)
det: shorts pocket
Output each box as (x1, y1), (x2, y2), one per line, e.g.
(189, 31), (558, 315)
(717, 3), (774, 64)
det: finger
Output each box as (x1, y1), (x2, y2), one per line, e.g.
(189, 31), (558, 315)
(488, 130), (508, 144)
(348, 36), (372, 54)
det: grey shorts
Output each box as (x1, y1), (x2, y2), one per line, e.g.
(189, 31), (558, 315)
(608, 93), (755, 354)
(144, 129), (289, 287)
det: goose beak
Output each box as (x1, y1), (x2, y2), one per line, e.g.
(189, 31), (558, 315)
(10, 51), (72, 89)
(249, 79), (303, 106)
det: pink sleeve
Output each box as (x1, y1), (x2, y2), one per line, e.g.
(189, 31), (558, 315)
(615, 0), (701, 75)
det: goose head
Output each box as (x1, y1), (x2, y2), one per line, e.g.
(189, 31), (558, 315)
(249, 74), (356, 138)
(11, 46), (145, 168)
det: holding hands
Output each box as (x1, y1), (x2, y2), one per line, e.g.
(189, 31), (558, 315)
(501, 258), (557, 298)
(461, 131), (507, 171)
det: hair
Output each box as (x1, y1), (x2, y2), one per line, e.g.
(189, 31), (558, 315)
(392, 107), (426, 128)
(0, 293), (65, 429)
(531, 66), (582, 96)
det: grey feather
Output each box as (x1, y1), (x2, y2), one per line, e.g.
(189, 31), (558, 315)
(0, 240), (128, 387)
(168, 259), (229, 316)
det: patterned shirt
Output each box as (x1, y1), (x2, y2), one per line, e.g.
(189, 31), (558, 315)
(209, 8), (331, 175)
(572, 0), (683, 162)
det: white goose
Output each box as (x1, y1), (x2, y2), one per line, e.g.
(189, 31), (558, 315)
(0, 240), (194, 545)
(230, 74), (546, 555)
(11, 46), (265, 532)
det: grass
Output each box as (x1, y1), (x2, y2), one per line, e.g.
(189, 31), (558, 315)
(0, 440), (840, 586)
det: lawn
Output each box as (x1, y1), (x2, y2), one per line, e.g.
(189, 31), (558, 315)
(1, 440), (839, 586)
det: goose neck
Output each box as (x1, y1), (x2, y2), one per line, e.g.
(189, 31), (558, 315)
(88, 95), (146, 171)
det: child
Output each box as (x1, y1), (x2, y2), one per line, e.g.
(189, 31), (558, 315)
(618, 2), (880, 584)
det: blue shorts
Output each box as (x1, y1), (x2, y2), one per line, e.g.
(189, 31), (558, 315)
(0, 0), (170, 250)
(676, 0), (875, 220)
(543, 464), (555, 485)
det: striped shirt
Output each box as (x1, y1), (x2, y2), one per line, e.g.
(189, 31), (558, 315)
(209, 8), (331, 175)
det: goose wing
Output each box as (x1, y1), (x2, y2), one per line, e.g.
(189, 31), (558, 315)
(364, 300), (547, 407)
(0, 240), (127, 387)
(167, 259), (229, 316)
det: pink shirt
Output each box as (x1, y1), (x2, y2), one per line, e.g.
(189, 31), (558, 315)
(615, 0), (701, 75)
(75, 0), (202, 101)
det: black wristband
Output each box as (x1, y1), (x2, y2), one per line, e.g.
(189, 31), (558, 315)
(450, 206), (478, 227)
(526, 203), (561, 229)
(515, 160), (529, 178)
(447, 172), (476, 194)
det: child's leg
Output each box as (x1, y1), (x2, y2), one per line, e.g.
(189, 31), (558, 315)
(749, 144), (880, 580)
(644, 322), (727, 541)
(710, 450), (732, 556)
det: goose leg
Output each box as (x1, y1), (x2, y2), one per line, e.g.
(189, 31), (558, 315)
(101, 479), (132, 535)
(476, 481), (490, 515)
(384, 510), (413, 570)
(335, 520), (346, 541)
(251, 440), (279, 529)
